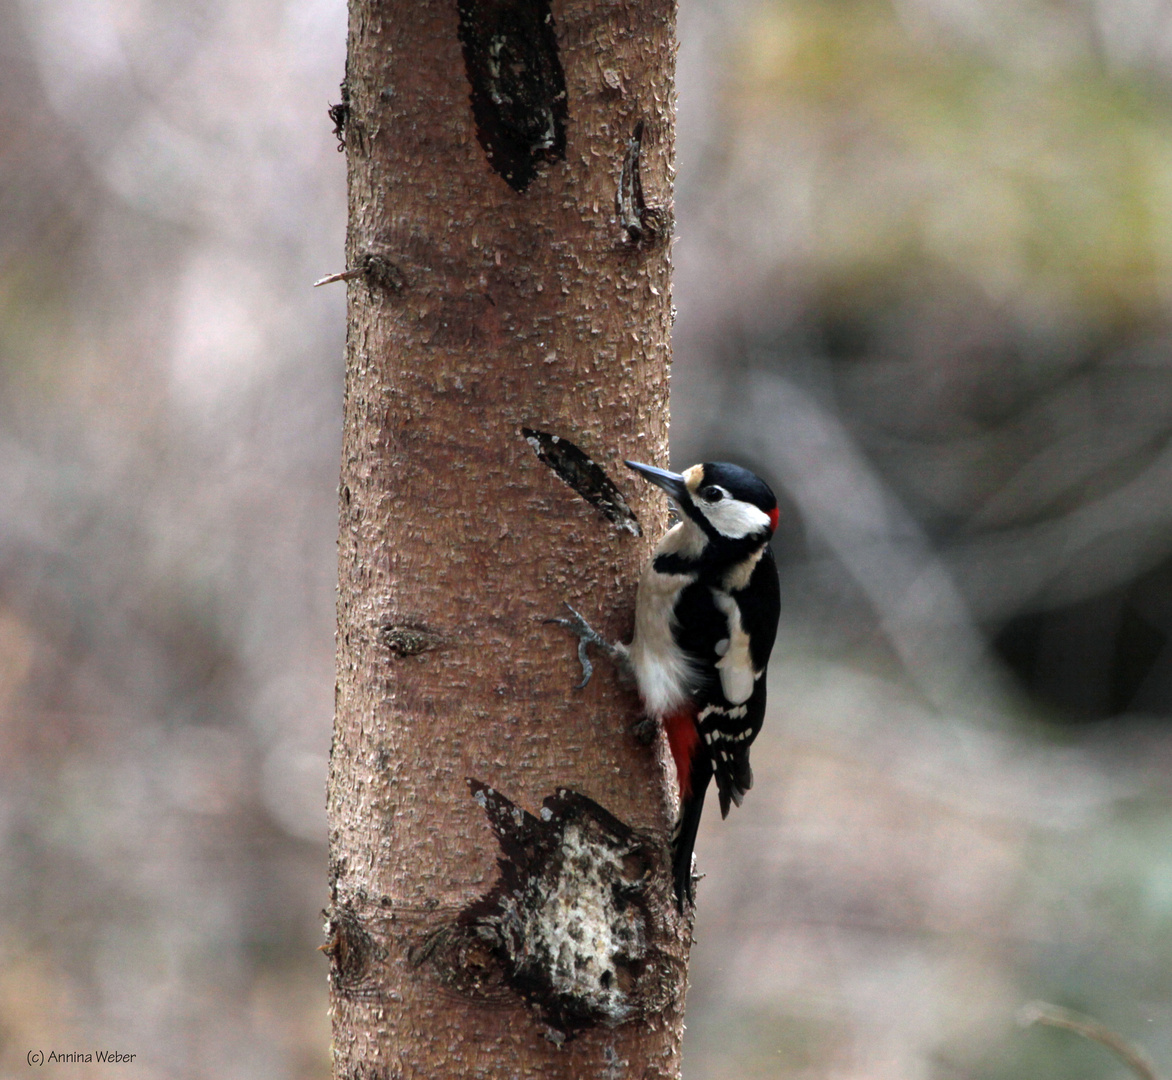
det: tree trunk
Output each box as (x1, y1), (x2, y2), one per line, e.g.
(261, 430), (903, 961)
(325, 2), (684, 1078)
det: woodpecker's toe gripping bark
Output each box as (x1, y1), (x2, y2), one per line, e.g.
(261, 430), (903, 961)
(545, 603), (627, 689)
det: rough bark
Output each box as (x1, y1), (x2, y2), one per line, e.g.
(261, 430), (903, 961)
(325, 2), (684, 1079)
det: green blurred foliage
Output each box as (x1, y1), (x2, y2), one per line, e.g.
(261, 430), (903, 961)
(732, 0), (1172, 324)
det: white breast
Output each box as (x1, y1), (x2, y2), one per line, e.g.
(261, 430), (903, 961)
(628, 519), (705, 719)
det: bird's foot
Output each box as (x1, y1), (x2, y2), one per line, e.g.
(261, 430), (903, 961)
(544, 603), (625, 689)
(630, 717), (657, 745)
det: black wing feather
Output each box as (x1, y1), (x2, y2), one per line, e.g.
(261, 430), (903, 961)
(668, 542), (782, 906)
(739, 545), (781, 672)
(707, 547), (781, 814)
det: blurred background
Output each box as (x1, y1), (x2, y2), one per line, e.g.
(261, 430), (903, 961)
(3, 0), (1172, 1076)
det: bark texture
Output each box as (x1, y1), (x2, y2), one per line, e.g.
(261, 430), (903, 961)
(326, 2), (683, 1078)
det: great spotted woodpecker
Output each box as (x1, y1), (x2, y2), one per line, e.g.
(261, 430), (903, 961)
(551, 460), (782, 909)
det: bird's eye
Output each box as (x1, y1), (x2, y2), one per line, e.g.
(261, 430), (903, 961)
(701, 486), (724, 502)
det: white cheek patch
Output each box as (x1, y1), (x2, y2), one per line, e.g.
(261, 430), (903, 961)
(699, 499), (772, 539)
(711, 591), (756, 705)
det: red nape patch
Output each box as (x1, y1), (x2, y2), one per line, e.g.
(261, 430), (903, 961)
(768, 506), (780, 532)
(663, 710), (701, 800)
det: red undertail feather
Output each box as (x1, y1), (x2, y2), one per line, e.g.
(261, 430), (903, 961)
(663, 708), (701, 799)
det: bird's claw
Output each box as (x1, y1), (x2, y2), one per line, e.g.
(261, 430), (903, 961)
(544, 603), (608, 690)
(574, 641), (594, 690)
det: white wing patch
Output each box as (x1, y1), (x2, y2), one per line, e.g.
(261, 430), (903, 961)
(721, 545), (765, 593)
(711, 590), (756, 705)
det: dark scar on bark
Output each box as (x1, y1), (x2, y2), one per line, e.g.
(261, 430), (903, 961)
(424, 781), (664, 1041)
(378, 623), (445, 657)
(321, 902), (385, 998)
(456, 0), (568, 193)
(328, 82), (349, 152)
(314, 252), (406, 292)
(522, 428), (641, 536)
(616, 120), (669, 247)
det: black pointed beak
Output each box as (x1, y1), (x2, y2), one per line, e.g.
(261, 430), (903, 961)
(624, 460), (690, 502)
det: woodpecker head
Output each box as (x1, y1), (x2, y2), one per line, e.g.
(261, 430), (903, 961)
(625, 460), (779, 543)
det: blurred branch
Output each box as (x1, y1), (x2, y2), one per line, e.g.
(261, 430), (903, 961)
(1018, 1001), (1161, 1080)
(948, 439), (1172, 621)
(738, 370), (1007, 717)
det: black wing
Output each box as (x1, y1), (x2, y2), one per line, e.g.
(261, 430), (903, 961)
(738, 545), (781, 674)
(672, 545), (781, 818)
(668, 545), (781, 907)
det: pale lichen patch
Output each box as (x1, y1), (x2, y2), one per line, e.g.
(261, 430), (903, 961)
(503, 818), (646, 1022)
(444, 781), (673, 1039)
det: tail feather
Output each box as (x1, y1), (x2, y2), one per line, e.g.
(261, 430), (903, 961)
(715, 749), (753, 818)
(671, 759), (713, 910)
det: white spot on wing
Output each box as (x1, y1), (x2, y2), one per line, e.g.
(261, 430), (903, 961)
(711, 590), (755, 705)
